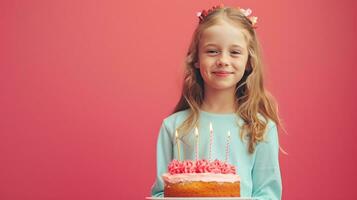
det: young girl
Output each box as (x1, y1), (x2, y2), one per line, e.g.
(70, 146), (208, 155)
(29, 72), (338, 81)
(151, 4), (282, 199)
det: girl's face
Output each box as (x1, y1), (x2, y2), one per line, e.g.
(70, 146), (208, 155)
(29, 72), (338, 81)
(196, 20), (249, 92)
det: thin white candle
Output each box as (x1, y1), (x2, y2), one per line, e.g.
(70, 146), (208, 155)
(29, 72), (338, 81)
(209, 122), (213, 161)
(175, 130), (181, 161)
(195, 126), (199, 161)
(225, 131), (231, 163)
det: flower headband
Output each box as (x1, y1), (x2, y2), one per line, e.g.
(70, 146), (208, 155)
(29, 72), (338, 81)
(196, 3), (258, 29)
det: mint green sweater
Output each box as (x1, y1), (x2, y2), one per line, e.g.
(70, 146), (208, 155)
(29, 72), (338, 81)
(151, 109), (282, 199)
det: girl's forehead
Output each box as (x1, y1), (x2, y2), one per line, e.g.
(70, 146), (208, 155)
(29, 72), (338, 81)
(200, 22), (248, 48)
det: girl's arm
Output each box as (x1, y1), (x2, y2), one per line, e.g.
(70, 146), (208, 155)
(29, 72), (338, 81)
(251, 122), (282, 200)
(151, 120), (173, 197)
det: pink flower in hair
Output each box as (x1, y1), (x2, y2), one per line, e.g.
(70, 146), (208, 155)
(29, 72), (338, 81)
(197, 3), (224, 23)
(239, 7), (258, 28)
(240, 8), (252, 17)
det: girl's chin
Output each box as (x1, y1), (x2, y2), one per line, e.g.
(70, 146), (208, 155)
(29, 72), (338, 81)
(205, 84), (237, 91)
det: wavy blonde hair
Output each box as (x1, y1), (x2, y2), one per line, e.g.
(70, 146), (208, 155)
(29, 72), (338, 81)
(173, 7), (282, 154)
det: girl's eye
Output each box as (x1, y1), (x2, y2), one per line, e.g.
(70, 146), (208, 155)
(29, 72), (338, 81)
(231, 51), (241, 55)
(206, 50), (218, 54)
(205, 50), (242, 56)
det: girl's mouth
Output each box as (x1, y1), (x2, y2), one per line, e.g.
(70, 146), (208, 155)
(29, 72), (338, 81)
(212, 71), (233, 77)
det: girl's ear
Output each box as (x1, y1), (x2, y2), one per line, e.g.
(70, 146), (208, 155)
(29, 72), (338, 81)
(194, 62), (199, 69)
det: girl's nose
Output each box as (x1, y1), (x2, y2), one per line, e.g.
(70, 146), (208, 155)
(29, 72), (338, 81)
(216, 53), (229, 67)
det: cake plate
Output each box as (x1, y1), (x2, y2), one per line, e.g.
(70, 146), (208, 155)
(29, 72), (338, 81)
(146, 197), (258, 200)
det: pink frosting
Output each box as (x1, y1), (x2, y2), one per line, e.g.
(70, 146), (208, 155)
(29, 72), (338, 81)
(168, 159), (236, 175)
(163, 172), (240, 183)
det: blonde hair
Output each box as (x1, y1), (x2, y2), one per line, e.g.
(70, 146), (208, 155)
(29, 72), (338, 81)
(173, 7), (282, 154)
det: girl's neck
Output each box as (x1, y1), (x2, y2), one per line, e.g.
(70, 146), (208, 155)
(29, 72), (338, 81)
(201, 87), (238, 114)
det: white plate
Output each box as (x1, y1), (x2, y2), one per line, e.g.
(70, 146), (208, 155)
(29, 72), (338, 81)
(146, 197), (257, 200)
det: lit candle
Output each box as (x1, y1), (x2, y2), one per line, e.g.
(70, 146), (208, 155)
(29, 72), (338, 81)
(195, 126), (199, 161)
(209, 122), (213, 161)
(225, 131), (231, 163)
(175, 130), (181, 161)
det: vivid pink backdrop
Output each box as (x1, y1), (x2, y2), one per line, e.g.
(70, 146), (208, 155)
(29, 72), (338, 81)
(1, 0), (356, 199)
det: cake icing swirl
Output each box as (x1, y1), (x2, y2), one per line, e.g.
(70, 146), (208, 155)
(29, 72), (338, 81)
(168, 159), (236, 174)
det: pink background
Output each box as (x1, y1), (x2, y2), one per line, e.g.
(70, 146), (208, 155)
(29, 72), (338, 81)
(1, 0), (356, 199)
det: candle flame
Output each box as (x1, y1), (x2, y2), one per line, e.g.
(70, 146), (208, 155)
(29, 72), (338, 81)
(175, 130), (178, 138)
(209, 122), (213, 131)
(227, 131), (231, 137)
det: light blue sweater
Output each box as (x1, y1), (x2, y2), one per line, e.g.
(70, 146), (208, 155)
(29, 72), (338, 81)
(151, 109), (282, 199)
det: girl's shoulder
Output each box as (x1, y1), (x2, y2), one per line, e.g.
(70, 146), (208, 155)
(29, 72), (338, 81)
(161, 109), (191, 128)
(256, 113), (279, 143)
(257, 113), (277, 129)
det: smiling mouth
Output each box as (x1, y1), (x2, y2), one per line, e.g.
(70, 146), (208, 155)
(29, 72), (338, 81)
(212, 71), (234, 77)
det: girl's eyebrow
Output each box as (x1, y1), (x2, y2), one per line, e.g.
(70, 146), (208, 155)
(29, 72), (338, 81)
(203, 43), (217, 47)
(231, 44), (244, 49)
(203, 43), (244, 49)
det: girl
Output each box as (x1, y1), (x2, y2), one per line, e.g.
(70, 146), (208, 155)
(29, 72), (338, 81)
(151, 4), (282, 199)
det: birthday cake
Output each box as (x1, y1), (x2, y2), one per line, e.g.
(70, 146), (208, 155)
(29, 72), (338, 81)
(163, 159), (240, 197)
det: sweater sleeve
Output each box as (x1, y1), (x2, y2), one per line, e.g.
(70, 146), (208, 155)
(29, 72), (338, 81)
(151, 120), (173, 197)
(251, 122), (282, 200)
